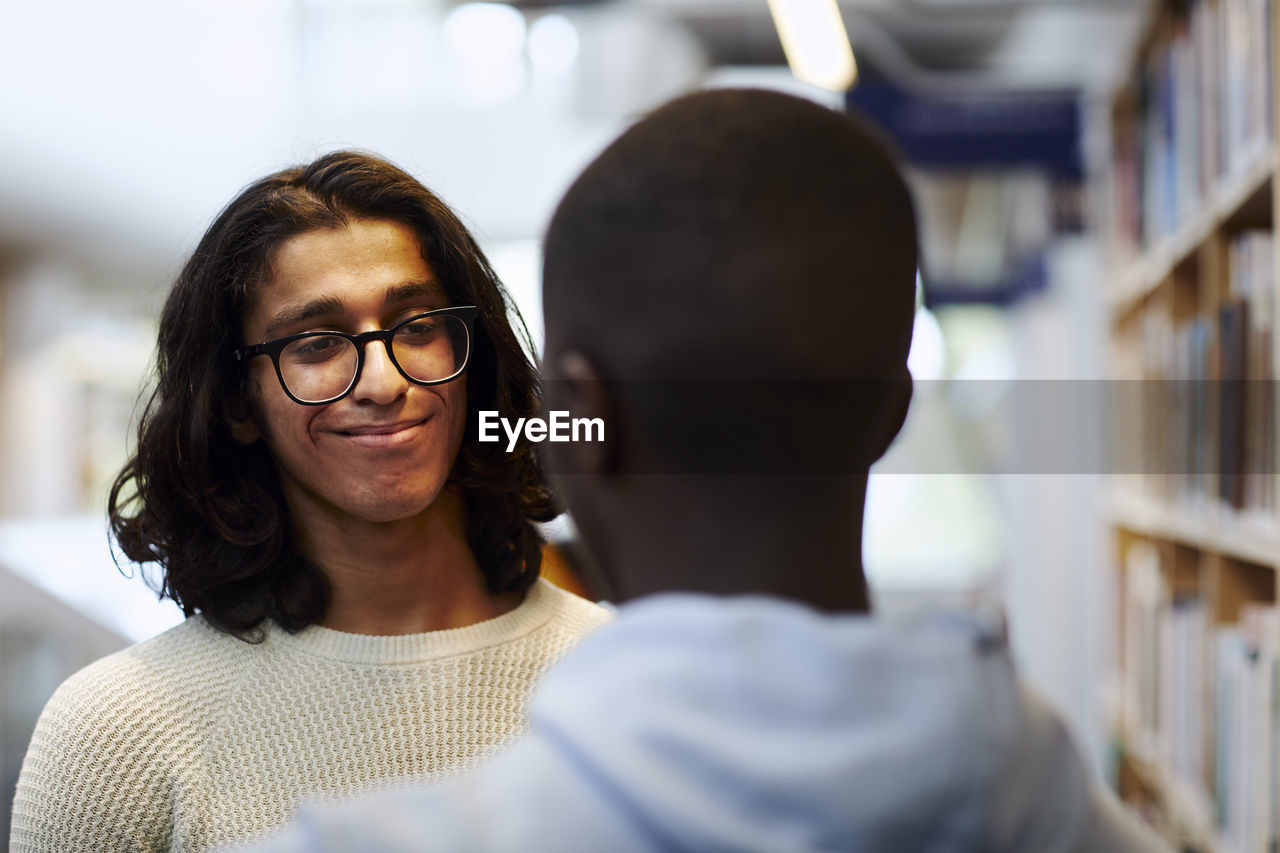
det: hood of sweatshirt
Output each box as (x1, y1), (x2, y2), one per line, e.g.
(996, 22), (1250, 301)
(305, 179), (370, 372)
(527, 594), (1018, 850)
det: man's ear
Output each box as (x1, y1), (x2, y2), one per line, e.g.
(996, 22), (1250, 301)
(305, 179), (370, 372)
(223, 395), (262, 445)
(869, 371), (913, 463)
(548, 351), (618, 476)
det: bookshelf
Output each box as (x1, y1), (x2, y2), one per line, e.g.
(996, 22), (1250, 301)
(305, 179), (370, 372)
(1103, 1), (1280, 850)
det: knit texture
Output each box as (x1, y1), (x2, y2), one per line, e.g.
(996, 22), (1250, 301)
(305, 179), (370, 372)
(10, 578), (611, 853)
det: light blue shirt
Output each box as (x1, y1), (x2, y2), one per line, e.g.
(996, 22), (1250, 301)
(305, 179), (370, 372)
(238, 595), (1169, 852)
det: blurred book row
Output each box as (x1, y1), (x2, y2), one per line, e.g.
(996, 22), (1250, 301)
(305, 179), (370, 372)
(1114, 231), (1277, 514)
(1112, 0), (1274, 257)
(1113, 539), (1279, 852)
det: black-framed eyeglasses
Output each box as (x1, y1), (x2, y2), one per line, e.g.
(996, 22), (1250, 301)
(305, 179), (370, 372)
(234, 306), (479, 405)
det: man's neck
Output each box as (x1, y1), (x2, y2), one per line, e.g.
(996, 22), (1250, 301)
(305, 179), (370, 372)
(295, 488), (519, 635)
(603, 474), (872, 614)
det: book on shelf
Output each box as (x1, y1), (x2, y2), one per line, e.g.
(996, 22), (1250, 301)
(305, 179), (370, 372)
(1158, 313), (1214, 506)
(1123, 542), (1166, 750)
(1218, 295), (1249, 508)
(1122, 544), (1209, 790)
(1139, 307), (1175, 501)
(1231, 230), (1277, 513)
(1214, 605), (1280, 852)
(1187, 317), (1214, 504)
(1161, 595), (1208, 784)
(1137, 308), (1212, 506)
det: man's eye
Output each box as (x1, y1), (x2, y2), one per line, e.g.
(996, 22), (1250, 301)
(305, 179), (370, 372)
(288, 335), (347, 362)
(400, 320), (438, 336)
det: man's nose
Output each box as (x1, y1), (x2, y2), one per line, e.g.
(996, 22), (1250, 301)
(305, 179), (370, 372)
(351, 338), (409, 404)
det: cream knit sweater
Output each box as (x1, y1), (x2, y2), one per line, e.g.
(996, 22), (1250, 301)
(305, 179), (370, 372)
(10, 578), (611, 853)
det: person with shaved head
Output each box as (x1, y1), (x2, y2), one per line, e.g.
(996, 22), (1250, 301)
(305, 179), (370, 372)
(239, 89), (1169, 852)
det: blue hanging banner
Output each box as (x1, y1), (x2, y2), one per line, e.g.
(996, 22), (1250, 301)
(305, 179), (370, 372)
(846, 75), (1083, 178)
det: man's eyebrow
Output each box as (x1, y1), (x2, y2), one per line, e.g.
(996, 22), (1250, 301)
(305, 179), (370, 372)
(263, 296), (345, 340)
(260, 281), (447, 340)
(384, 279), (447, 306)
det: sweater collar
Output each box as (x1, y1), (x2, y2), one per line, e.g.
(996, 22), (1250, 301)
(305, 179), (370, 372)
(265, 578), (560, 665)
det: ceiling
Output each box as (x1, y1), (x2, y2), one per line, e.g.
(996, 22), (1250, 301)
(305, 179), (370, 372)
(0, 0), (1150, 281)
(517, 0), (1150, 86)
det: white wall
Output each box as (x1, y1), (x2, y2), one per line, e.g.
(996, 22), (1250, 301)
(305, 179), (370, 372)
(999, 236), (1108, 772)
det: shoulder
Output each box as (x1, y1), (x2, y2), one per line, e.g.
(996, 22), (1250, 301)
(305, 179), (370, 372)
(541, 595), (1013, 701)
(11, 617), (258, 851)
(47, 615), (256, 718)
(23, 615), (260, 768)
(535, 577), (614, 636)
(977, 684), (1160, 851)
(540, 571), (614, 617)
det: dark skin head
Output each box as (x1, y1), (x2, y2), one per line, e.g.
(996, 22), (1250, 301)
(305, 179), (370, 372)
(541, 88), (919, 614)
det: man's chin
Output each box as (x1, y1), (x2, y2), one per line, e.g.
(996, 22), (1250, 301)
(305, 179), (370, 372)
(355, 482), (462, 527)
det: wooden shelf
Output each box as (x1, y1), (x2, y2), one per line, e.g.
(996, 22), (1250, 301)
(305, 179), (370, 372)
(1106, 487), (1280, 569)
(1114, 732), (1221, 853)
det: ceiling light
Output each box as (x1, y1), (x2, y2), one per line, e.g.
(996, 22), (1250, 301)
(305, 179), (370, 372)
(766, 0), (857, 91)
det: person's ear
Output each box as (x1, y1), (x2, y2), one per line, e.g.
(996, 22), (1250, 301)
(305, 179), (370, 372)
(223, 394), (262, 445)
(869, 371), (912, 463)
(547, 351), (618, 476)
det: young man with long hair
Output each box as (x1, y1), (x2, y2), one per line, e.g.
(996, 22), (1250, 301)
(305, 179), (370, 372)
(10, 151), (610, 852)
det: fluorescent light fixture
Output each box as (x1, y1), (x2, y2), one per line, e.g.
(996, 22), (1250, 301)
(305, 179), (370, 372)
(766, 0), (857, 92)
(528, 14), (579, 73)
(444, 2), (527, 64)
(443, 2), (528, 104)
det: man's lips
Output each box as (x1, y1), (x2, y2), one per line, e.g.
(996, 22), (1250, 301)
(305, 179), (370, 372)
(330, 418), (430, 447)
(337, 419), (427, 436)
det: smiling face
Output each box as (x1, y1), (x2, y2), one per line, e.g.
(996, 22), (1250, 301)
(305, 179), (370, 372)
(233, 218), (469, 531)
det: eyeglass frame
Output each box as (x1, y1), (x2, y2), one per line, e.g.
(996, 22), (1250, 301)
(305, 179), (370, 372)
(233, 305), (479, 406)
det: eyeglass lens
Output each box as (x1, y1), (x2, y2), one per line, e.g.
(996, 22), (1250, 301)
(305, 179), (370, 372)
(278, 314), (469, 403)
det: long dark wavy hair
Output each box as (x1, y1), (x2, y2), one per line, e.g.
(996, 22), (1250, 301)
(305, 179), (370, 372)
(108, 151), (556, 639)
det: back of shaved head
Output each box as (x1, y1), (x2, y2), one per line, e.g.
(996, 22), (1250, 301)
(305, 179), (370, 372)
(543, 88), (918, 477)
(544, 87), (918, 384)
(541, 88), (918, 605)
